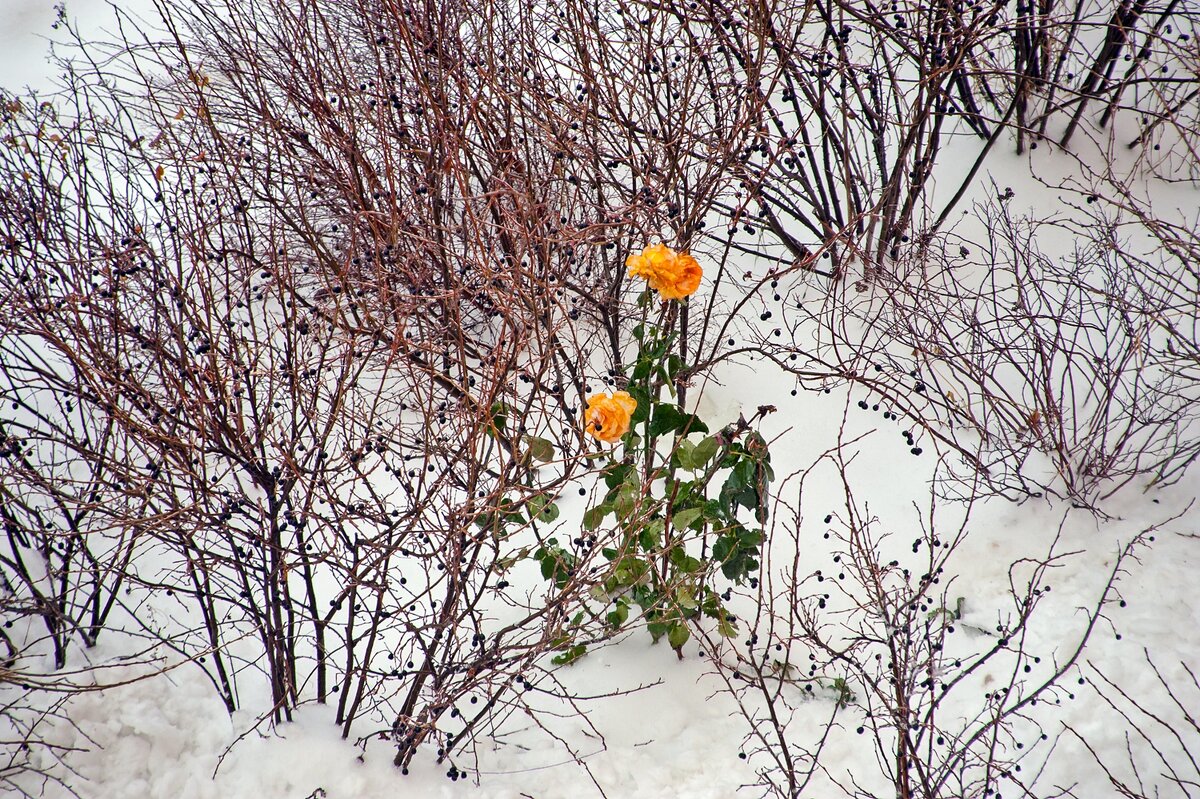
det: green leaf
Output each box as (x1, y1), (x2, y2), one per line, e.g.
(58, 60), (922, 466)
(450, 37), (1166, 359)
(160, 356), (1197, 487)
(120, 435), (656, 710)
(604, 462), (633, 490)
(524, 435), (555, 463)
(650, 405), (687, 437)
(700, 590), (724, 617)
(537, 545), (575, 586)
(551, 643), (588, 666)
(668, 623), (690, 651)
(638, 518), (664, 550)
(719, 460), (760, 519)
(720, 552), (758, 582)
(583, 502), (611, 532)
(675, 438), (697, 470)
(712, 527), (762, 584)
(656, 363), (672, 388)
(487, 402), (508, 434)
(527, 494), (560, 522)
(828, 676), (856, 708)
(606, 600), (629, 628)
(615, 481), (640, 520)
(494, 546), (530, 571)
(613, 556), (650, 587)
(629, 385), (651, 424)
(672, 506), (703, 531)
(668, 546), (702, 573)
(632, 356), (652, 382)
(692, 435), (719, 467)
(746, 430), (771, 463)
(738, 528), (763, 547)
(730, 459), (755, 488)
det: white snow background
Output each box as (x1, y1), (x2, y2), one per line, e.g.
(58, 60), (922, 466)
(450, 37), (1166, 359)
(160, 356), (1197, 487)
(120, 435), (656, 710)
(1, 2), (1197, 798)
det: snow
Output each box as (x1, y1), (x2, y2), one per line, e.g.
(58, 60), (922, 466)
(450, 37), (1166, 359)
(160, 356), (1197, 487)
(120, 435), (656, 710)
(2, 4), (1198, 799)
(12, 383), (1193, 798)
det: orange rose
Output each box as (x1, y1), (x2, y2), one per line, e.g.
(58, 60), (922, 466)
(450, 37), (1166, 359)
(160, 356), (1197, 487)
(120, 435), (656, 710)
(584, 390), (637, 443)
(625, 243), (702, 301)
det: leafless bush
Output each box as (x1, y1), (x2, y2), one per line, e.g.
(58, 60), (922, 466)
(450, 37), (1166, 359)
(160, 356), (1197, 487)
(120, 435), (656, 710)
(0, 0), (784, 777)
(1065, 649), (1200, 798)
(1, 683), (87, 799)
(695, 446), (1170, 799)
(581, 0), (1200, 504)
(789, 197), (1199, 505)
(643, 0), (1200, 274)
(1, 0), (1197, 791)
(696, 190), (1200, 505)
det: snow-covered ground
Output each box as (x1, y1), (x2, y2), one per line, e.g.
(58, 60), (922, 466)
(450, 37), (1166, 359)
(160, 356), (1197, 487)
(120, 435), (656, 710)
(18, 373), (1197, 799)
(2, 3), (1198, 798)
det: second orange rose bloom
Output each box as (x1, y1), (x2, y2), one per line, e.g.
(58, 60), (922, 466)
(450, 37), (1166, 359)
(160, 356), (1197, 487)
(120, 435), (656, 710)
(584, 390), (637, 443)
(625, 243), (702, 301)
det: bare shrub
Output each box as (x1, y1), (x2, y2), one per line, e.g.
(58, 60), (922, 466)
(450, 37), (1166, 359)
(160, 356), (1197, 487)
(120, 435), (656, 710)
(1065, 649), (1200, 799)
(1, 0), (1197, 792)
(695, 446), (1173, 799)
(0, 0), (781, 776)
(804, 198), (1197, 505)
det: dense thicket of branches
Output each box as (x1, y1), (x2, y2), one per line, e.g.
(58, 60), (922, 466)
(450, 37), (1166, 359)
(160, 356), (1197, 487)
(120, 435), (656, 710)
(1, 0), (1196, 795)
